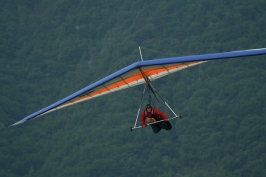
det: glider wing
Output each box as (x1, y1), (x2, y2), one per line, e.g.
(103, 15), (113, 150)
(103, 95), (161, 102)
(11, 48), (266, 126)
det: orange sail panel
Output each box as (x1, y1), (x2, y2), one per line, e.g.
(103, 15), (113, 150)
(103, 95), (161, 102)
(60, 61), (205, 108)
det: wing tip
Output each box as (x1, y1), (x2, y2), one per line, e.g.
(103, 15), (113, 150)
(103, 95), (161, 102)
(9, 120), (26, 127)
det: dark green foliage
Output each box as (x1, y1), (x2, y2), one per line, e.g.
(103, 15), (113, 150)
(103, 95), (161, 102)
(1, 0), (266, 176)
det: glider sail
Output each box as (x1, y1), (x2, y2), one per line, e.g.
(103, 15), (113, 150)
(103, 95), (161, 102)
(11, 48), (266, 126)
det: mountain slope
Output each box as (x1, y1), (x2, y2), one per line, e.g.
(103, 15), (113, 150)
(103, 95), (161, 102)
(1, 0), (266, 177)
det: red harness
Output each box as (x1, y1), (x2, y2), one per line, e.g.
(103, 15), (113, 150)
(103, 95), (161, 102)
(145, 109), (161, 121)
(144, 109), (154, 117)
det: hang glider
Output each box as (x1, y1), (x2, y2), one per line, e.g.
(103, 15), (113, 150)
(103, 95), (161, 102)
(11, 48), (266, 126)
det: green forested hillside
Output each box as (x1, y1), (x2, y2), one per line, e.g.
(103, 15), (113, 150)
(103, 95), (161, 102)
(1, 0), (266, 176)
